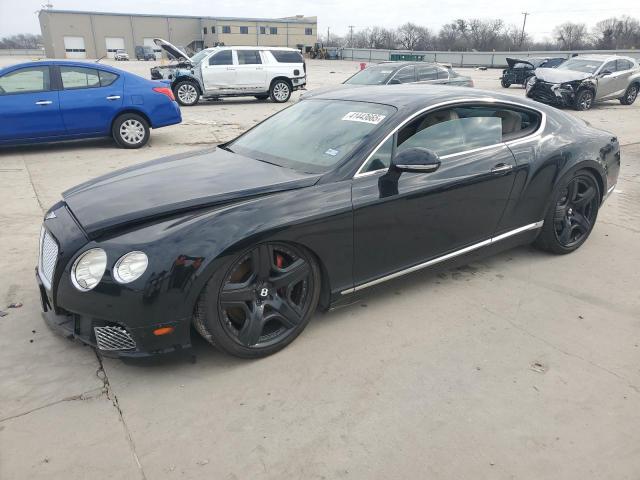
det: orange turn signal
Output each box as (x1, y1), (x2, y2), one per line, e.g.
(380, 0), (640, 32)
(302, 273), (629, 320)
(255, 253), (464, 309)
(153, 326), (175, 336)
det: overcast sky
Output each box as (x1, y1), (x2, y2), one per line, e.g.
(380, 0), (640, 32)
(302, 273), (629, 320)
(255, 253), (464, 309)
(1, 0), (639, 42)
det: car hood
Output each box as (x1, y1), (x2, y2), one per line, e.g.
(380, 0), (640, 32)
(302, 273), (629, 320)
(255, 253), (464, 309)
(506, 57), (535, 69)
(153, 38), (190, 62)
(300, 83), (362, 100)
(534, 67), (592, 83)
(63, 148), (320, 238)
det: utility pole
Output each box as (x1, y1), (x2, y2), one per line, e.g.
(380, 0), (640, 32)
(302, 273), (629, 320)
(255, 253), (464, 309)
(348, 25), (354, 47)
(520, 12), (529, 47)
(327, 27), (330, 46)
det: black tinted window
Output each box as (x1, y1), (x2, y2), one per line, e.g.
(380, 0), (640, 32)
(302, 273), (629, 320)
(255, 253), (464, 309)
(237, 50), (261, 64)
(0, 66), (50, 94)
(417, 65), (437, 81)
(60, 66), (100, 89)
(392, 66), (415, 83)
(209, 50), (232, 66)
(270, 50), (303, 63)
(99, 70), (118, 87)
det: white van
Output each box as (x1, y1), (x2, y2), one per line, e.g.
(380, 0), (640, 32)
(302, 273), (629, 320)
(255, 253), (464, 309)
(150, 39), (307, 105)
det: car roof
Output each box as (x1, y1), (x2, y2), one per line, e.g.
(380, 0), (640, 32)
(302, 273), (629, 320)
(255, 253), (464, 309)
(0, 60), (126, 75)
(308, 83), (550, 111)
(573, 54), (635, 62)
(215, 46), (301, 52)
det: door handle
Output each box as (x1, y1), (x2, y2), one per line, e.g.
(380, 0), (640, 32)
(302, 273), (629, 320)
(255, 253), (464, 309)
(226, 67), (236, 70)
(106, 95), (121, 100)
(256, 67), (264, 70)
(491, 163), (513, 173)
(35, 100), (53, 105)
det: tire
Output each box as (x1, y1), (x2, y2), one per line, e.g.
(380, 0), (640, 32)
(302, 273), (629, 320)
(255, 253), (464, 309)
(269, 79), (292, 103)
(112, 113), (150, 149)
(501, 78), (511, 88)
(193, 242), (321, 358)
(534, 169), (600, 254)
(574, 89), (594, 111)
(173, 80), (200, 106)
(255, 94), (270, 101)
(619, 83), (639, 105)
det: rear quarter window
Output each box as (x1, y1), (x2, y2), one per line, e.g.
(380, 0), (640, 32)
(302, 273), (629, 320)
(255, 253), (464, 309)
(270, 50), (303, 63)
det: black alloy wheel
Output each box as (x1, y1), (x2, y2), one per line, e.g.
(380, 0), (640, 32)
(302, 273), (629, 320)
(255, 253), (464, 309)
(535, 170), (600, 254)
(553, 175), (599, 248)
(194, 242), (320, 358)
(501, 78), (511, 88)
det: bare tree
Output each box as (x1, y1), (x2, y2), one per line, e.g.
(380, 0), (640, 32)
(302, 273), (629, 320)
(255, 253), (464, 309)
(0, 33), (42, 49)
(554, 22), (589, 49)
(397, 22), (423, 50)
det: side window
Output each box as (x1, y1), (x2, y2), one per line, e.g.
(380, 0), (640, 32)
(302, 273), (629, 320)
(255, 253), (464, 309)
(617, 59), (632, 71)
(436, 66), (450, 80)
(270, 27), (278, 35)
(545, 58), (564, 68)
(391, 66), (415, 84)
(361, 137), (394, 173)
(602, 61), (617, 73)
(237, 50), (262, 65)
(0, 66), (50, 94)
(270, 50), (303, 63)
(209, 50), (232, 66)
(417, 65), (437, 81)
(222, 26), (231, 34)
(99, 70), (118, 87)
(240, 26), (249, 34)
(60, 66), (101, 90)
(260, 26), (266, 34)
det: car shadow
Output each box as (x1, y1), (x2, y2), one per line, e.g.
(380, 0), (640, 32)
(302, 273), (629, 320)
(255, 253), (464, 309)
(0, 137), (115, 154)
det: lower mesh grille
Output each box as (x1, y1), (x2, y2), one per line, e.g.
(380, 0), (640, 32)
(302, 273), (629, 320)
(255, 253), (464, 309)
(94, 326), (136, 351)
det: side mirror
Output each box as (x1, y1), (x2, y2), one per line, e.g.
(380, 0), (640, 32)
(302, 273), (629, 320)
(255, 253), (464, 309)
(600, 69), (612, 77)
(388, 78), (401, 85)
(391, 147), (441, 173)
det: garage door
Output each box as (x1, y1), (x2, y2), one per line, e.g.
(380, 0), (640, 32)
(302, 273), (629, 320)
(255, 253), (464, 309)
(105, 37), (125, 59)
(63, 36), (86, 59)
(143, 38), (162, 60)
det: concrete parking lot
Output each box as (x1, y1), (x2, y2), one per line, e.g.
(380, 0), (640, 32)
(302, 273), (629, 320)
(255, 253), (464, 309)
(1, 57), (639, 480)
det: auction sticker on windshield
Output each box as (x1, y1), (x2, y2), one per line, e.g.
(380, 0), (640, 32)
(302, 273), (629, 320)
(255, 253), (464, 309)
(342, 112), (386, 125)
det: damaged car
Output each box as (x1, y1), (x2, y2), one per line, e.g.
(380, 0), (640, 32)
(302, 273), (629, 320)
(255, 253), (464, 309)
(500, 57), (564, 88)
(149, 38), (306, 106)
(526, 55), (640, 110)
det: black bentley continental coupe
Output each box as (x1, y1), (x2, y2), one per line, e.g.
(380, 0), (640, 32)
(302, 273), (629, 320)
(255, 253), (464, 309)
(37, 85), (620, 359)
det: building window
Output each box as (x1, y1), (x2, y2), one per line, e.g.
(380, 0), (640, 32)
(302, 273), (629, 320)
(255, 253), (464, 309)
(305, 28), (313, 35)
(222, 25), (231, 34)
(260, 26), (266, 34)
(212, 26), (216, 34)
(240, 26), (249, 34)
(270, 27), (278, 35)
(203, 27), (207, 35)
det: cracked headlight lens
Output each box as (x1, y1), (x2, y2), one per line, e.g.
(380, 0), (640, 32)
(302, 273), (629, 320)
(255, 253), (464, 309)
(72, 248), (107, 291)
(113, 251), (148, 284)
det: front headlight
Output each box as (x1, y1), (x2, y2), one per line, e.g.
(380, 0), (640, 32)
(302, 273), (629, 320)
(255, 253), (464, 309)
(113, 251), (148, 284)
(72, 248), (107, 291)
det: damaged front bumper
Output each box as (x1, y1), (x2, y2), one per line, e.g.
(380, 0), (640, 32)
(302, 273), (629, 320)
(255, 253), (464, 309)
(527, 81), (576, 107)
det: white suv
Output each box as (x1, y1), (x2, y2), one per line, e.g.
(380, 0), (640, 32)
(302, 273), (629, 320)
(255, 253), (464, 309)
(150, 39), (307, 106)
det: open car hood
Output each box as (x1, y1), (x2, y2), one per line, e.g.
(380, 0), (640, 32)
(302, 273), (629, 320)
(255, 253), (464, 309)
(506, 57), (535, 69)
(153, 38), (190, 62)
(63, 148), (320, 238)
(534, 67), (592, 83)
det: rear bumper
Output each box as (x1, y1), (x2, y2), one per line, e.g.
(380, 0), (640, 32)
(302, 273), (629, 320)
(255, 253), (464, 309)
(291, 76), (306, 90)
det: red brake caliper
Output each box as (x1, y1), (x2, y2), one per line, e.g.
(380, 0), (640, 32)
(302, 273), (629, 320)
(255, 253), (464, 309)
(275, 254), (285, 295)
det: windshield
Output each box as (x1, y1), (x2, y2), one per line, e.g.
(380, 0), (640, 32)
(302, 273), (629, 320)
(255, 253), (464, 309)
(189, 49), (213, 64)
(344, 66), (396, 85)
(557, 59), (603, 74)
(229, 100), (397, 173)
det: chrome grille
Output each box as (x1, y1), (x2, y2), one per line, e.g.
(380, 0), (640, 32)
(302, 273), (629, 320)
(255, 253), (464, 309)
(39, 227), (59, 289)
(94, 326), (137, 351)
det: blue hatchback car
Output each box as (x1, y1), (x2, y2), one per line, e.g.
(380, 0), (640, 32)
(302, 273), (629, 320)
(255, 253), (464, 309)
(0, 61), (181, 148)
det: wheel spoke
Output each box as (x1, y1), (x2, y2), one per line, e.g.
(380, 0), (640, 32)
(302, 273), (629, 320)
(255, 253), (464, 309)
(237, 304), (264, 346)
(271, 259), (310, 289)
(553, 205), (568, 223)
(267, 296), (302, 328)
(567, 180), (579, 203)
(573, 186), (596, 208)
(558, 218), (572, 245)
(252, 244), (273, 281)
(573, 211), (591, 233)
(220, 280), (255, 304)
